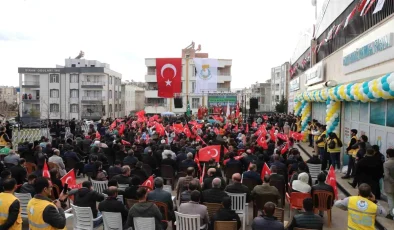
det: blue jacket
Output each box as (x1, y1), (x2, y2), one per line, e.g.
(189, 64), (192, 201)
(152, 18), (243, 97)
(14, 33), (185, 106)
(252, 215), (284, 230)
(242, 171), (262, 185)
(147, 188), (174, 220)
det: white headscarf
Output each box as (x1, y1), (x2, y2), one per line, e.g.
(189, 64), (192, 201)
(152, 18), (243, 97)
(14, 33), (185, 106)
(292, 172), (311, 193)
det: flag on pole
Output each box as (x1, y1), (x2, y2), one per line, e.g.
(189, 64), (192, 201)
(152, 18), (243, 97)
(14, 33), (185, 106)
(186, 100), (191, 117)
(326, 166), (338, 199)
(360, 0), (372, 16)
(142, 175), (154, 190)
(333, 21), (343, 38)
(226, 101), (230, 118)
(236, 103), (240, 118)
(194, 58), (218, 93)
(42, 160), (50, 178)
(362, 0), (377, 16)
(261, 163), (271, 180)
(344, 6), (358, 28)
(61, 169), (77, 189)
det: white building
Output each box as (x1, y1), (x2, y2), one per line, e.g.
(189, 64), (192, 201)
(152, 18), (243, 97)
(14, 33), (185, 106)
(18, 58), (122, 121)
(144, 47), (232, 114)
(271, 62), (289, 108)
(0, 86), (18, 105)
(121, 83), (145, 117)
(251, 81), (272, 112)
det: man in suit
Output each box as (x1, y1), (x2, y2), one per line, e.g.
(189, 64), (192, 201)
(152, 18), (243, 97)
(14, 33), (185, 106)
(179, 190), (209, 227)
(176, 167), (201, 194)
(147, 177), (175, 221)
(10, 158), (27, 185)
(225, 173), (251, 202)
(98, 186), (129, 225)
(180, 153), (198, 170)
(202, 178), (228, 204)
(203, 168), (225, 190)
(242, 163), (262, 185)
(269, 165), (285, 183)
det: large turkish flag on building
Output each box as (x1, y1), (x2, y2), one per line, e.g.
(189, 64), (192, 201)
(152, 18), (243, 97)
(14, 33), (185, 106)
(156, 58), (182, 98)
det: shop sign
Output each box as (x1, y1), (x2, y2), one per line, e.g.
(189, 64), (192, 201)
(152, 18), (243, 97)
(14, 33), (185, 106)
(290, 77), (300, 91)
(343, 33), (393, 66)
(305, 62), (324, 86)
(18, 68), (62, 73)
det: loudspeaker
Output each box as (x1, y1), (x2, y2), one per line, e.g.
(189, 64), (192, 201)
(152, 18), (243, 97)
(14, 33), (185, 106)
(174, 98), (183, 108)
(250, 98), (258, 109)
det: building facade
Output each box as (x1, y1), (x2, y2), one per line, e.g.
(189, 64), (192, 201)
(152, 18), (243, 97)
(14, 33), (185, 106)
(144, 48), (232, 114)
(251, 81), (272, 112)
(18, 59), (122, 121)
(271, 62), (289, 109)
(0, 86), (17, 105)
(121, 83), (145, 117)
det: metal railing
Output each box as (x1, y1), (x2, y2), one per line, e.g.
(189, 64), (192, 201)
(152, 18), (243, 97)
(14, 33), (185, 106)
(22, 81), (39, 86)
(81, 81), (105, 86)
(81, 96), (105, 101)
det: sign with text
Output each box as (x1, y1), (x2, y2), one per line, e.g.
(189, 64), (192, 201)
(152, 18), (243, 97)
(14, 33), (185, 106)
(305, 62), (324, 86)
(290, 77), (300, 91)
(208, 94), (237, 107)
(18, 68), (62, 73)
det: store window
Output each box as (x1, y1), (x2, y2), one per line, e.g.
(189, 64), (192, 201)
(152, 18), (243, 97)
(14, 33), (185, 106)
(387, 100), (394, 127)
(370, 101), (386, 126)
(359, 102), (369, 123)
(344, 102), (351, 121)
(351, 102), (359, 122)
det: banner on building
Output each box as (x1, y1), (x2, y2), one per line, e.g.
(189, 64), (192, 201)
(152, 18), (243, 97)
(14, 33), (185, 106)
(194, 58), (218, 93)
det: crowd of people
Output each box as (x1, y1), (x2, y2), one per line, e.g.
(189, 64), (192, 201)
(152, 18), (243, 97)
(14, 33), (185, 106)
(0, 111), (392, 229)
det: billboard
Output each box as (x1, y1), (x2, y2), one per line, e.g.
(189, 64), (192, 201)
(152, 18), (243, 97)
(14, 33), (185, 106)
(208, 94), (237, 107)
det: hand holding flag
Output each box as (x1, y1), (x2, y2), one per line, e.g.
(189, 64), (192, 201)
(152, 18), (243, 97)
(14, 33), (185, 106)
(42, 160), (50, 178)
(261, 163), (271, 180)
(326, 166), (338, 200)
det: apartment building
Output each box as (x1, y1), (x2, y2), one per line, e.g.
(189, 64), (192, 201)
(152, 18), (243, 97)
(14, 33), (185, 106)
(271, 62), (289, 108)
(251, 81), (272, 112)
(121, 82), (145, 117)
(18, 58), (122, 120)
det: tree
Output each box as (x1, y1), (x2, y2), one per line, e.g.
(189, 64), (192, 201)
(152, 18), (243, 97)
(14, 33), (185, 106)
(275, 96), (288, 113)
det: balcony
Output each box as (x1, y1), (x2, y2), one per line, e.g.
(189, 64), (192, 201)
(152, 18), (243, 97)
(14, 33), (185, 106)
(145, 90), (158, 98)
(81, 81), (105, 88)
(145, 74), (157, 82)
(81, 96), (105, 103)
(81, 112), (103, 119)
(22, 98), (40, 103)
(22, 81), (40, 88)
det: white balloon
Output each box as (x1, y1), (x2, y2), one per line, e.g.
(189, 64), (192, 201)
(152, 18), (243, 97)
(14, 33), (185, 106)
(334, 113), (339, 118)
(390, 82), (394, 91)
(388, 75), (394, 84)
(368, 81), (373, 87)
(378, 83), (383, 91)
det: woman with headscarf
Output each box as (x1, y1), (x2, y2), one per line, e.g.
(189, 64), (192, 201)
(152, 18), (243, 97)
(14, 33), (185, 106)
(292, 172), (311, 193)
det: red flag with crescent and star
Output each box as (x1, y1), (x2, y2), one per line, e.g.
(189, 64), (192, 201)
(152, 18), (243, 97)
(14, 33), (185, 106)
(142, 175), (154, 190)
(110, 120), (117, 130)
(95, 131), (101, 140)
(198, 145), (221, 162)
(261, 163), (271, 180)
(290, 131), (304, 141)
(61, 169), (77, 188)
(277, 133), (288, 142)
(257, 133), (268, 149)
(173, 123), (184, 134)
(42, 160), (50, 178)
(270, 126), (276, 142)
(156, 58), (182, 98)
(326, 166), (338, 199)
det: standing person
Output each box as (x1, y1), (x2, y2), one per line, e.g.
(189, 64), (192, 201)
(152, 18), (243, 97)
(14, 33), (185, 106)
(384, 148), (394, 219)
(326, 132), (342, 172)
(335, 183), (386, 230)
(0, 178), (22, 230)
(315, 125), (328, 169)
(27, 177), (67, 230)
(5, 121), (12, 140)
(342, 129), (358, 179)
(307, 121), (313, 147)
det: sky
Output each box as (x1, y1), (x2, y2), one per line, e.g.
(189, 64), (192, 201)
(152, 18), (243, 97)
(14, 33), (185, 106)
(0, 0), (317, 88)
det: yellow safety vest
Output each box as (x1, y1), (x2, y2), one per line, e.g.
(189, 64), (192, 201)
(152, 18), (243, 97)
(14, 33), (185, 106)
(327, 138), (342, 153)
(317, 131), (327, 148)
(347, 196), (377, 230)
(0, 134), (7, 147)
(348, 136), (358, 157)
(0, 193), (22, 230)
(27, 198), (66, 230)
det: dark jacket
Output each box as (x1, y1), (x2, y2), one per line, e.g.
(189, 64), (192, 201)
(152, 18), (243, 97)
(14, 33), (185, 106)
(288, 212), (323, 230)
(252, 215), (284, 230)
(20, 183), (35, 196)
(34, 195), (67, 229)
(10, 165), (27, 185)
(126, 201), (163, 230)
(98, 197), (129, 224)
(147, 188), (174, 220)
(112, 174), (132, 185)
(69, 187), (105, 218)
(0, 199), (19, 230)
(123, 156), (138, 166)
(202, 176), (226, 190)
(209, 208), (241, 230)
(270, 173), (285, 183)
(242, 170), (262, 185)
(225, 182), (251, 202)
(124, 185), (139, 200)
(108, 166), (122, 178)
(201, 188), (229, 204)
(130, 168), (148, 182)
(161, 158), (177, 172)
(142, 154), (158, 170)
(180, 159), (197, 170)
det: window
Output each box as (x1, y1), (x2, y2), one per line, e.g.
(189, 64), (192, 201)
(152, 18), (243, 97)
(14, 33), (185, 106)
(275, 95), (279, 101)
(192, 98), (200, 108)
(387, 100), (394, 127)
(70, 74), (79, 83)
(110, 76), (113, 84)
(50, 89), (59, 98)
(70, 104), (79, 113)
(115, 104), (118, 112)
(50, 74), (59, 83)
(109, 104), (113, 113)
(119, 104), (122, 111)
(115, 91), (118, 99)
(192, 66), (196, 76)
(50, 104), (59, 112)
(370, 101), (386, 126)
(70, 89), (78, 98)
(351, 102), (360, 121)
(192, 82), (196, 93)
(109, 90), (112, 99)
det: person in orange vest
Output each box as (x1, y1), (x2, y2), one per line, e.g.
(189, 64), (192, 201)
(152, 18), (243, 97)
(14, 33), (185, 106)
(27, 177), (68, 230)
(0, 178), (22, 230)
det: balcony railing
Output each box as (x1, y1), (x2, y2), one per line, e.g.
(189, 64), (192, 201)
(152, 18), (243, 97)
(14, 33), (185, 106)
(82, 96), (105, 101)
(145, 103), (166, 107)
(81, 81), (106, 86)
(22, 81), (40, 87)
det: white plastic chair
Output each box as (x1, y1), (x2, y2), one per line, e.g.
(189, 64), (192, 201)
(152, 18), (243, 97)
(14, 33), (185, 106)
(175, 211), (204, 230)
(103, 194), (124, 204)
(102, 212), (123, 230)
(14, 193), (32, 218)
(225, 192), (246, 230)
(307, 163), (322, 184)
(91, 179), (108, 194)
(118, 184), (129, 191)
(71, 204), (103, 230)
(133, 217), (155, 230)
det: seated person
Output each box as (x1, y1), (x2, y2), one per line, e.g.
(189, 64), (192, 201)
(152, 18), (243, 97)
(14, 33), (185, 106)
(209, 197), (241, 230)
(180, 180), (199, 203)
(98, 186), (129, 226)
(201, 178), (228, 204)
(179, 190), (209, 227)
(288, 198), (323, 230)
(292, 172), (311, 193)
(20, 174), (37, 196)
(124, 176), (141, 200)
(252, 202), (284, 230)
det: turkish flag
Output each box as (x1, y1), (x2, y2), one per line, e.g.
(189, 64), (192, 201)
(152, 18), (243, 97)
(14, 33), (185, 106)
(194, 154), (201, 172)
(42, 160), (50, 178)
(121, 139), (131, 146)
(155, 123), (165, 136)
(257, 133), (268, 149)
(223, 155), (243, 165)
(236, 103), (240, 118)
(290, 131), (304, 141)
(270, 127), (276, 142)
(281, 142), (289, 154)
(95, 131), (101, 140)
(326, 166), (338, 200)
(277, 133), (288, 141)
(156, 58), (182, 98)
(118, 123), (125, 136)
(142, 175), (154, 190)
(183, 125), (192, 138)
(61, 169), (77, 189)
(199, 145), (221, 162)
(110, 120), (117, 130)
(173, 123), (184, 134)
(261, 163), (271, 180)
(199, 163), (206, 185)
